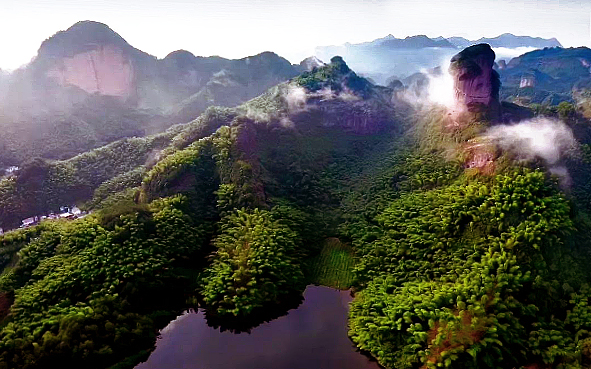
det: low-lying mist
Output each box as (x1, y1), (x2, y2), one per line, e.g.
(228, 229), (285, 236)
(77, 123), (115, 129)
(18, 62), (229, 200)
(493, 46), (537, 62)
(396, 60), (455, 109)
(485, 118), (576, 166)
(484, 117), (577, 186)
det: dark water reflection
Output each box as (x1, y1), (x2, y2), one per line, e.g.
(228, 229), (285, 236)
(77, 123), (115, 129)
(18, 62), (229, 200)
(136, 285), (380, 369)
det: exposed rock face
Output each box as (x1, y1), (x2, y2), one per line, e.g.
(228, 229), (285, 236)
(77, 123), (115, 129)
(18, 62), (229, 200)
(449, 44), (501, 118)
(464, 139), (497, 174)
(520, 75), (535, 88)
(33, 21), (145, 99)
(445, 45), (503, 172)
(46, 44), (134, 98)
(291, 97), (394, 134)
(28, 21), (301, 113)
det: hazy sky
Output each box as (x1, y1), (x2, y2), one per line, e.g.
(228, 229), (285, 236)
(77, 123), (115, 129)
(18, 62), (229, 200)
(0, 0), (590, 70)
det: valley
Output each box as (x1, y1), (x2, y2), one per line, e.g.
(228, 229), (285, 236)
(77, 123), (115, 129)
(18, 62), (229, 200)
(0, 17), (591, 369)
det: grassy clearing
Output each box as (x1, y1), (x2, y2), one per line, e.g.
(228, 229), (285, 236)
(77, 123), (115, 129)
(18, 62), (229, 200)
(306, 237), (355, 290)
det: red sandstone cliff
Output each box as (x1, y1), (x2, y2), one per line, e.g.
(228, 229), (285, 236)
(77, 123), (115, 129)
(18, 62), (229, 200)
(449, 43), (501, 119)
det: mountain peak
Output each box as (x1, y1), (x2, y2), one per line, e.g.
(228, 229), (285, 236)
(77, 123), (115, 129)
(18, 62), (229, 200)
(475, 33), (562, 48)
(165, 49), (196, 60)
(163, 49), (198, 70)
(66, 20), (118, 34)
(407, 35), (429, 39)
(294, 56), (372, 97)
(299, 56), (325, 71)
(245, 51), (282, 61)
(329, 56), (349, 71)
(37, 20), (130, 58)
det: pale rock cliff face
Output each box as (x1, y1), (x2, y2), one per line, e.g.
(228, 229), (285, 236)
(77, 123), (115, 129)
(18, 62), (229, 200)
(449, 43), (501, 118)
(520, 75), (535, 88)
(46, 45), (134, 98)
(580, 58), (591, 75)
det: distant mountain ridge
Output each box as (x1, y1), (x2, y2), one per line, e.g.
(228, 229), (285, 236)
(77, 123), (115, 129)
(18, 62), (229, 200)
(318, 33), (562, 52)
(448, 33), (562, 49)
(315, 33), (563, 83)
(357, 34), (456, 49)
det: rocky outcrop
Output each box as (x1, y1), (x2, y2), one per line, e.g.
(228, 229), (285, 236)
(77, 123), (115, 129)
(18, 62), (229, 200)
(444, 45), (539, 172)
(449, 43), (501, 118)
(463, 139), (497, 174)
(290, 97), (394, 134)
(32, 21), (148, 99)
(26, 21), (302, 113)
(445, 45), (502, 172)
(46, 44), (134, 98)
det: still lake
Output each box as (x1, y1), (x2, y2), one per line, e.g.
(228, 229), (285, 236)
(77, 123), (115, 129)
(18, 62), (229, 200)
(136, 285), (380, 369)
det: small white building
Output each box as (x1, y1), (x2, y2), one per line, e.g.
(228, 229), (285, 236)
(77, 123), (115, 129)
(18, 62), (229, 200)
(2, 166), (19, 178)
(58, 212), (74, 219)
(21, 216), (38, 228)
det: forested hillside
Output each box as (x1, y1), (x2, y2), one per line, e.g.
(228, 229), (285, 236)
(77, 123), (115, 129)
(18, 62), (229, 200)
(340, 46), (591, 368)
(0, 57), (401, 368)
(499, 47), (591, 105)
(1, 48), (591, 369)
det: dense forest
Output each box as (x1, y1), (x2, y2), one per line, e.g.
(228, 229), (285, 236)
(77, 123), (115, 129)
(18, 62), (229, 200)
(0, 104), (237, 228)
(1, 51), (591, 369)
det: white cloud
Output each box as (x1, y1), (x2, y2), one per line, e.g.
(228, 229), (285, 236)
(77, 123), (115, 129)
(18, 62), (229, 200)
(484, 118), (576, 165)
(484, 117), (577, 186)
